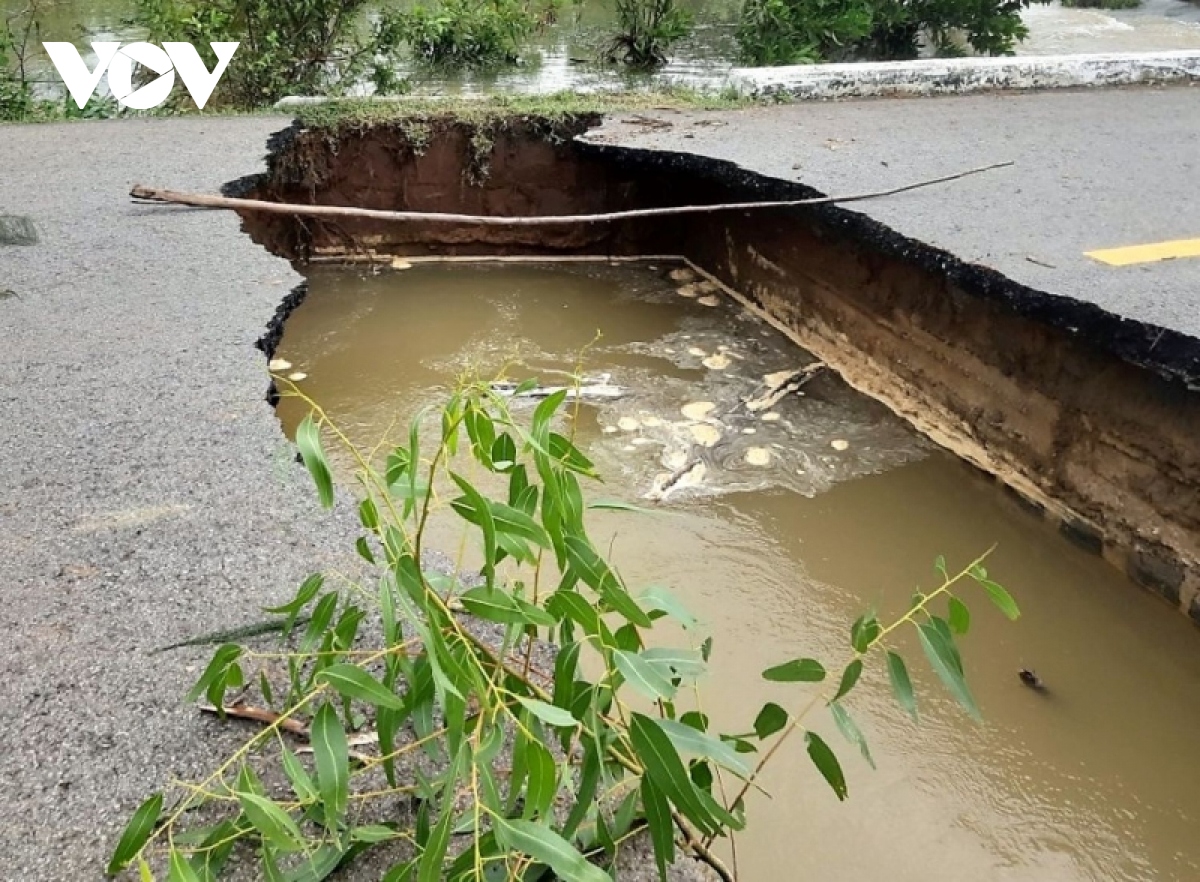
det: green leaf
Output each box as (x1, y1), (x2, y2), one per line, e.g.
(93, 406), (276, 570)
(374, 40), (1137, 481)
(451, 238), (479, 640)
(493, 817), (612, 882)
(459, 586), (527, 625)
(640, 776), (674, 882)
(312, 703), (349, 831)
(284, 845), (352, 882)
(629, 713), (718, 837)
(281, 746), (318, 803)
(762, 658), (825, 683)
(641, 647), (707, 678)
(564, 536), (651, 627)
(107, 792), (163, 874)
(805, 731), (847, 800)
(978, 577), (1020, 621)
(639, 585), (697, 629)
(522, 740), (558, 820)
(491, 433), (517, 471)
(948, 597), (971, 634)
(186, 644), (242, 703)
(833, 659), (862, 701)
(351, 825), (400, 843)
(516, 696), (579, 729)
(656, 718), (752, 777)
(236, 792), (304, 852)
(829, 702), (875, 769)
(850, 612), (881, 653)
(317, 664), (406, 711)
(296, 414), (334, 509)
(487, 500), (552, 548)
(886, 651), (918, 721)
(917, 621), (981, 720)
(263, 573), (323, 618)
(753, 702), (788, 739)
(167, 848), (201, 882)
(417, 747), (466, 882)
(614, 649), (677, 701)
(450, 472), (497, 584)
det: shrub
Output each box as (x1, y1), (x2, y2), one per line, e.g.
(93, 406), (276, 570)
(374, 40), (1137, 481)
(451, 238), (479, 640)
(604, 0), (694, 68)
(396, 0), (557, 67)
(134, 0), (411, 109)
(737, 0), (1045, 64)
(107, 379), (1018, 880)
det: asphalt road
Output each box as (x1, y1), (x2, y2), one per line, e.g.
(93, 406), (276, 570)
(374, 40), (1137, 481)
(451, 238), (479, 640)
(590, 85), (1200, 341)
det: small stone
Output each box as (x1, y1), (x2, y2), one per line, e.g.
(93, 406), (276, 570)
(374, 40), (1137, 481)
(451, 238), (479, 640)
(602, 425), (619, 434)
(831, 439), (850, 451)
(665, 450), (690, 469)
(268, 358), (292, 372)
(689, 424), (721, 447)
(287, 371), (308, 381)
(669, 267), (698, 283)
(677, 283), (699, 298)
(760, 412), (781, 422)
(742, 427), (756, 435)
(696, 280), (719, 294)
(702, 353), (731, 370)
(681, 401), (716, 420)
(697, 295), (721, 307)
(687, 346), (707, 358)
(391, 257), (413, 270)
(745, 447), (771, 466)
(617, 417), (640, 432)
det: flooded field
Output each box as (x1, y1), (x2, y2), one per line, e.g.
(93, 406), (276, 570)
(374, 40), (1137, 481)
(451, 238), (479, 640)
(271, 260), (1200, 882)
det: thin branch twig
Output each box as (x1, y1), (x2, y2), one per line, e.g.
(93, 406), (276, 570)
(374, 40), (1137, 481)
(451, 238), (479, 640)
(129, 161), (1012, 228)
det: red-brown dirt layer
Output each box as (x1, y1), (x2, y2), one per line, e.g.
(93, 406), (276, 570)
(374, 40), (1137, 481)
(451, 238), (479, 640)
(230, 116), (1200, 622)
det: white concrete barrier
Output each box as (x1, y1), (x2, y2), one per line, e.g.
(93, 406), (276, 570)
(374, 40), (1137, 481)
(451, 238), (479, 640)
(730, 50), (1200, 98)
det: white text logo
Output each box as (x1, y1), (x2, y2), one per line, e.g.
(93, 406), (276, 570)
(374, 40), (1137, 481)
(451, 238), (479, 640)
(42, 42), (239, 110)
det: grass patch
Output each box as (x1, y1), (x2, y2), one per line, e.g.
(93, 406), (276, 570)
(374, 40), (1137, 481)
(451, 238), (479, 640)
(292, 87), (757, 130)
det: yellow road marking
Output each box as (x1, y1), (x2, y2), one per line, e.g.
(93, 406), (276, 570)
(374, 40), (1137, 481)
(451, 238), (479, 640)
(1086, 238), (1200, 267)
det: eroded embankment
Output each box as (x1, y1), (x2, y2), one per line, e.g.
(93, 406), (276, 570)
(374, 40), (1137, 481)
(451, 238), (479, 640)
(228, 114), (1200, 622)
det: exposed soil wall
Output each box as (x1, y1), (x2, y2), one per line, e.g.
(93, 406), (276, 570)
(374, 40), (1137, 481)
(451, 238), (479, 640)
(230, 114), (1200, 622)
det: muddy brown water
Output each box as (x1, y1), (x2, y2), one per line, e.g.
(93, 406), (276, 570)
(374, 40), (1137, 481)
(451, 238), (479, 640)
(273, 261), (1200, 882)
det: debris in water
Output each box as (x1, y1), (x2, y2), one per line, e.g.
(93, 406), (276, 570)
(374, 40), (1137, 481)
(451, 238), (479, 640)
(702, 353), (731, 370)
(669, 267), (698, 283)
(687, 346), (707, 358)
(831, 439), (850, 451)
(603, 425), (619, 434)
(647, 459), (706, 500)
(391, 257), (413, 270)
(1019, 669), (1048, 692)
(745, 447), (771, 466)
(623, 445), (636, 452)
(631, 437), (654, 446)
(617, 417), (640, 432)
(676, 283), (699, 299)
(742, 427), (756, 435)
(696, 280), (719, 294)
(761, 412), (781, 422)
(689, 424), (721, 447)
(641, 415), (663, 427)
(288, 371), (308, 381)
(268, 358), (293, 372)
(492, 376), (624, 401)
(681, 401), (716, 420)
(746, 364), (824, 412)
(697, 295), (721, 307)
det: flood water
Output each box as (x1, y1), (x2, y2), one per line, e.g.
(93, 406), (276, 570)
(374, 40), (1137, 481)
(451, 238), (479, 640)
(11, 0), (1200, 100)
(272, 260), (1200, 882)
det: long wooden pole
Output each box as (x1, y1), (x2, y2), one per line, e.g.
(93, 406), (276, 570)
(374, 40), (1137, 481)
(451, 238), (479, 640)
(129, 160), (1012, 227)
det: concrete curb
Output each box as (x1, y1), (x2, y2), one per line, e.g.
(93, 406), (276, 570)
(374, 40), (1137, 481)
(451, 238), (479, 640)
(730, 50), (1200, 98)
